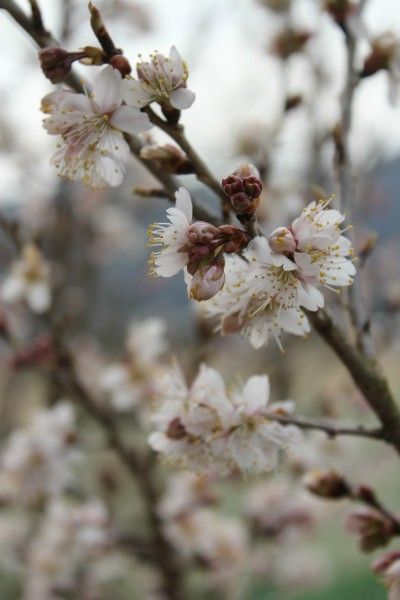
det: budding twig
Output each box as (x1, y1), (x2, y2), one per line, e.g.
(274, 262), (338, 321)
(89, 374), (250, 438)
(269, 414), (384, 441)
(145, 107), (231, 219)
(88, 2), (121, 58)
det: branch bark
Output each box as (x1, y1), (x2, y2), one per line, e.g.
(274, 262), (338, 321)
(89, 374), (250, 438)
(269, 414), (384, 442)
(309, 309), (400, 454)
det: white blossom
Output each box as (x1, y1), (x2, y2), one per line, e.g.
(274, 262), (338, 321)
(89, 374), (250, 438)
(203, 237), (324, 349)
(1, 243), (51, 313)
(41, 65), (152, 188)
(291, 199), (356, 288)
(148, 363), (300, 475)
(123, 46), (195, 110)
(147, 187), (193, 277)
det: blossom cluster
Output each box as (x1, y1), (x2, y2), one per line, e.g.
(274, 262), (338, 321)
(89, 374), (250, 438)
(148, 186), (355, 348)
(40, 45), (194, 188)
(148, 362), (300, 474)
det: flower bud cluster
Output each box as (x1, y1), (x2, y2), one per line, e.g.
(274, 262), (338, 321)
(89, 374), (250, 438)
(222, 164), (263, 216)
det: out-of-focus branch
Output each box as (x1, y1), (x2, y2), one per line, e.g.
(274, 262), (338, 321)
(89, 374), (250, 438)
(0, 213), (184, 600)
(0, 0), (82, 92)
(269, 414), (384, 441)
(309, 308), (400, 454)
(146, 107), (231, 219)
(333, 1), (375, 359)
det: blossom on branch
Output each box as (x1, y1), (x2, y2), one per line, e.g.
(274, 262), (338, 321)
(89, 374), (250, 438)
(41, 65), (152, 188)
(203, 237), (324, 349)
(123, 46), (195, 111)
(148, 363), (300, 475)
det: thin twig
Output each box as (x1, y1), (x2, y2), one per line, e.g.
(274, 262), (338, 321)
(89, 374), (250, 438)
(334, 1), (375, 359)
(269, 414), (384, 441)
(146, 107), (231, 219)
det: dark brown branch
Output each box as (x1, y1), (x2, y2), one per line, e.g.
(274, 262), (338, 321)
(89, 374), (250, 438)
(269, 414), (384, 441)
(309, 308), (400, 454)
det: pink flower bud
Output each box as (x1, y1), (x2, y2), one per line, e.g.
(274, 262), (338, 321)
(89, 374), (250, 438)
(268, 227), (297, 253)
(188, 222), (221, 245)
(189, 261), (225, 301)
(221, 175), (243, 197)
(218, 225), (251, 253)
(187, 245), (214, 275)
(242, 175), (262, 199)
(373, 551), (400, 574)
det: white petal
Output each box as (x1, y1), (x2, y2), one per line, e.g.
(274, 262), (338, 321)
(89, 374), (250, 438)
(1, 276), (25, 303)
(110, 105), (152, 135)
(91, 65), (122, 114)
(175, 187), (192, 222)
(27, 282), (51, 313)
(241, 375), (270, 415)
(122, 78), (154, 108)
(170, 87), (196, 110)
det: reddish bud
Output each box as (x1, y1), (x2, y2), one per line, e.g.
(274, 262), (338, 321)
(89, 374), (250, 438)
(140, 144), (192, 174)
(218, 225), (251, 253)
(361, 45), (392, 78)
(373, 551), (400, 574)
(231, 192), (259, 215)
(242, 175), (263, 199)
(109, 54), (132, 77)
(272, 29), (311, 59)
(303, 469), (350, 499)
(167, 418), (187, 440)
(324, 0), (357, 30)
(346, 508), (395, 552)
(222, 175), (243, 197)
(188, 222), (220, 245)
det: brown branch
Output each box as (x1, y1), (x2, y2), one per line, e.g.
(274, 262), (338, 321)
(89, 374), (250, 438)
(269, 414), (384, 441)
(146, 107), (231, 219)
(309, 308), (400, 454)
(333, 1), (375, 359)
(0, 0), (82, 92)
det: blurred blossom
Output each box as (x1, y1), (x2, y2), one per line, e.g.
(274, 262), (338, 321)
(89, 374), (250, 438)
(0, 403), (79, 505)
(101, 317), (168, 413)
(25, 498), (111, 599)
(1, 243), (51, 314)
(148, 363), (301, 475)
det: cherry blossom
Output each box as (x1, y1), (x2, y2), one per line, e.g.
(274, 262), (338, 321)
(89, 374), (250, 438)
(41, 65), (152, 188)
(123, 46), (195, 110)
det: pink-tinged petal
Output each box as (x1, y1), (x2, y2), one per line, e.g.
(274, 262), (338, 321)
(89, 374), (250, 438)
(110, 105), (152, 135)
(60, 93), (93, 116)
(170, 87), (195, 110)
(101, 129), (130, 163)
(297, 285), (324, 311)
(175, 187), (192, 222)
(97, 155), (125, 187)
(278, 308), (310, 336)
(122, 78), (154, 108)
(91, 65), (122, 114)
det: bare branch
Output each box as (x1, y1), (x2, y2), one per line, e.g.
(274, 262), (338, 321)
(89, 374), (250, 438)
(146, 107), (231, 219)
(269, 414), (384, 441)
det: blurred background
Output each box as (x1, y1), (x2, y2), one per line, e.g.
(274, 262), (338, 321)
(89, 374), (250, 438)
(0, 0), (400, 598)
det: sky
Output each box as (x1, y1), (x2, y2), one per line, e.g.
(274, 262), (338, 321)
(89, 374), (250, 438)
(1, 0), (400, 202)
